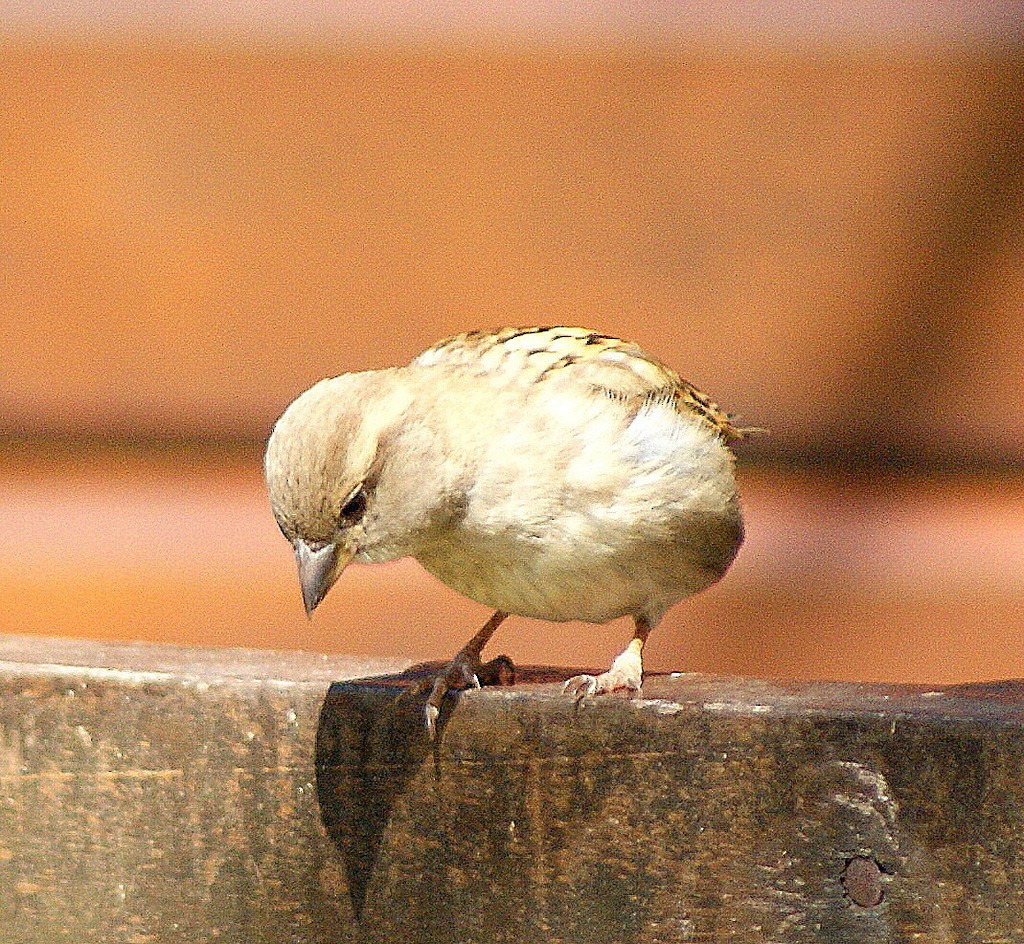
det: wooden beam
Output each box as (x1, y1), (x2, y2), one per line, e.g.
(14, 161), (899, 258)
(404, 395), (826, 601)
(1, 634), (1023, 942)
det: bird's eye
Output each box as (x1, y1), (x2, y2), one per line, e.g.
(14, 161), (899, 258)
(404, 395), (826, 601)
(338, 484), (368, 525)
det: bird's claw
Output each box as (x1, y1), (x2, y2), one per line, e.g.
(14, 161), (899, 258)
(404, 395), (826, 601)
(424, 672), (477, 741)
(424, 672), (457, 741)
(562, 674), (599, 703)
(422, 654), (515, 739)
(424, 700), (441, 741)
(563, 668), (642, 705)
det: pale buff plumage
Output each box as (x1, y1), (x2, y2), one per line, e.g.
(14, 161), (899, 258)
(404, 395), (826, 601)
(265, 327), (747, 735)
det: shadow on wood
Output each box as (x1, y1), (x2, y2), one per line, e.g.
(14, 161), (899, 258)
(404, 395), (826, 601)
(315, 667), (434, 921)
(314, 662), (575, 920)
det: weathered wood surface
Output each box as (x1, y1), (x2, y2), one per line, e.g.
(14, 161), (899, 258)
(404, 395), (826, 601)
(2, 634), (1024, 943)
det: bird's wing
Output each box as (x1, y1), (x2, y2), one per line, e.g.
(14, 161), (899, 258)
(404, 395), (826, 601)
(413, 327), (747, 441)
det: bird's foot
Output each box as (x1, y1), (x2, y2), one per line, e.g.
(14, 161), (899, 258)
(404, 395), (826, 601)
(563, 650), (642, 704)
(422, 652), (515, 739)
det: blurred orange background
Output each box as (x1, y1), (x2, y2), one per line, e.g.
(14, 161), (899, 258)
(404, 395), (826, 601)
(2, 7), (1023, 683)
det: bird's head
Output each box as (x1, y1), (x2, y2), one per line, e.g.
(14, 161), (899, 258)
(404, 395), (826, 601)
(264, 369), (416, 617)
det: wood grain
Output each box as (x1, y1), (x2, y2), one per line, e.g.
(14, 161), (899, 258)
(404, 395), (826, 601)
(2, 635), (1024, 942)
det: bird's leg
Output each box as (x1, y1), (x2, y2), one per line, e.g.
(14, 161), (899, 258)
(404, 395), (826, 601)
(424, 610), (509, 738)
(563, 614), (653, 703)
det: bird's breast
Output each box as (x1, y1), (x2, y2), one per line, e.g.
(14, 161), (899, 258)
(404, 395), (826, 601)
(409, 373), (744, 623)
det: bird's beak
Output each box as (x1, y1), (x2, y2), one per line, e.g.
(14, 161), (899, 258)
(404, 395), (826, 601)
(294, 540), (354, 618)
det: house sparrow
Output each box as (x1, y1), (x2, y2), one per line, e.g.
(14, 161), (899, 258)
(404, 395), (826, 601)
(265, 327), (747, 736)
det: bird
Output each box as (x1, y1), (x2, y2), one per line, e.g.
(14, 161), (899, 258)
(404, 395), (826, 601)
(264, 327), (748, 736)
